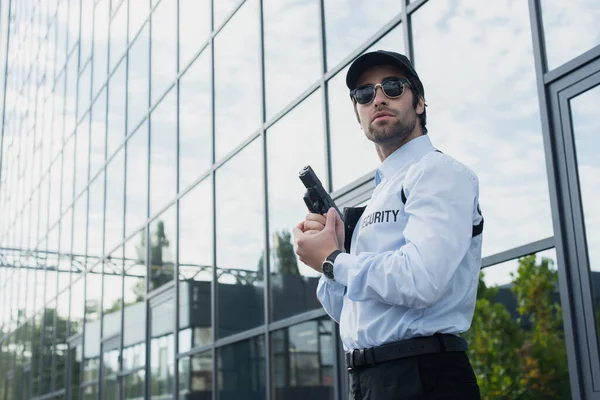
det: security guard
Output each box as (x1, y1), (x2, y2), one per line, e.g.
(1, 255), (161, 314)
(293, 50), (484, 399)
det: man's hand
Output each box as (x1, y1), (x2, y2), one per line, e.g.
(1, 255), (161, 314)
(293, 208), (345, 272)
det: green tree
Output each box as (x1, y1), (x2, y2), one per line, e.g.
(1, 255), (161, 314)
(257, 229), (300, 278)
(467, 255), (571, 400)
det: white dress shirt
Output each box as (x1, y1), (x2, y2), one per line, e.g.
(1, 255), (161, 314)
(317, 135), (483, 351)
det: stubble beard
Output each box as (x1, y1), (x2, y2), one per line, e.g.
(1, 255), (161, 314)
(367, 111), (417, 147)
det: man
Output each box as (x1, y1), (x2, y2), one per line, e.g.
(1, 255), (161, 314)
(292, 50), (484, 399)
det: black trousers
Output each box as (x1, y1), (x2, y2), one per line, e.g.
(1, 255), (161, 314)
(347, 351), (481, 400)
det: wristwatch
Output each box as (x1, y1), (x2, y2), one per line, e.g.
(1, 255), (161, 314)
(322, 250), (342, 280)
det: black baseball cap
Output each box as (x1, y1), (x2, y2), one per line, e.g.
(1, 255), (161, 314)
(345, 50), (425, 97)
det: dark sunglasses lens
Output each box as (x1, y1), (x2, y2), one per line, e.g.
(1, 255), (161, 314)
(382, 80), (405, 97)
(354, 86), (375, 104)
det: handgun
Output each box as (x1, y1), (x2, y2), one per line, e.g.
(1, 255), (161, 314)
(298, 165), (343, 219)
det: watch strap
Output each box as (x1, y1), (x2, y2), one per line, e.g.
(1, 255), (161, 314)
(326, 249), (343, 264)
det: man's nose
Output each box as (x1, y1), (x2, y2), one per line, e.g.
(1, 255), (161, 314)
(373, 85), (388, 106)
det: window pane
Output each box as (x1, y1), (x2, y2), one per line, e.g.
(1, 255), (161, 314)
(150, 300), (175, 398)
(93, 0), (110, 95)
(327, 24), (404, 191)
(72, 192), (88, 257)
(62, 136), (75, 212)
(125, 122), (149, 237)
(149, 88), (177, 216)
(128, 23), (150, 134)
(123, 229), (147, 369)
(84, 268), (102, 383)
(214, 0), (261, 161)
(271, 319), (335, 400)
(69, 343), (83, 399)
(215, 139), (264, 338)
(88, 172), (105, 258)
(123, 371), (145, 399)
(150, 0), (176, 106)
(70, 277), (85, 336)
(179, 351), (213, 398)
(213, 0), (241, 29)
(102, 348), (119, 400)
(103, 246), (123, 338)
(75, 121), (90, 196)
(569, 84), (600, 357)
(412, 0), (552, 257)
(107, 60), (127, 158)
(179, 179), (213, 353)
(267, 91), (325, 321)
(263, 0), (321, 119)
(105, 148), (125, 254)
(218, 335), (266, 400)
(179, 49), (212, 192)
(149, 204), (176, 291)
(324, 0), (400, 70)
(466, 249), (571, 399)
(541, 0), (600, 71)
(89, 88), (107, 179)
(129, 0), (150, 40)
(110, 1), (128, 72)
(78, 63), (92, 118)
(179, 0), (210, 69)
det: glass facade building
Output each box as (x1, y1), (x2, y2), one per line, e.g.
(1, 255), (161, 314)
(0, 0), (599, 398)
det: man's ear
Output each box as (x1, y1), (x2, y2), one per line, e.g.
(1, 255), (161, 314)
(416, 95), (426, 116)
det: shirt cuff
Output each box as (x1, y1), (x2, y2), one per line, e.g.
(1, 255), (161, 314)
(333, 253), (353, 286)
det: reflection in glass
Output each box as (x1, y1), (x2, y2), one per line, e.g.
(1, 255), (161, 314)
(103, 247), (124, 338)
(266, 91), (325, 321)
(466, 249), (570, 398)
(125, 121), (149, 237)
(179, 0), (211, 69)
(263, 0), (320, 119)
(69, 343), (83, 400)
(179, 351), (213, 398)
(179, 49), (212, 191)
(41, 301), (56, 393)
(123, 371), (145, 400)
(93, 0), (110, 95)
(74, 121), (90, 197)
(56, 290), (70, 390)
(411, 0), (552, 257)
(327, 24), (404, 191)
(107, 61), (127, 158)
(89, 88), (107, 179)
(123, 230), (147, 369)
(102, 348), (119, 400)
(541, 0), (600, 71)
(78, 64), (92, 119)
(149, 88), (177, 216)
(105, 149), (125, 254)
(129, 0), (150, 40)
(218, 335), (266, 400)
(70, 277), (85, 336)
(213, 0), (241, 29)
(324, 0), (400, 70)
(62, 136), (75, 212)
(271, 319), (335, 400)
(216, 139), (264, 338)
(149, 205), (176, 291)
(88, 172), (105, 258)
(214, 0), (261, 161)
(127, 23), (150, 134)
(110, 0), (128, 72)
(179, 179), (213, 352)
(150, 0), (176, 105)
(569, 84), (600, 354)
(72, 193), (88, 258)
(150, 300), (175, 397)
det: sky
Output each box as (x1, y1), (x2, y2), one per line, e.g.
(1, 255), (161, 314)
(1, 0), (600, 328)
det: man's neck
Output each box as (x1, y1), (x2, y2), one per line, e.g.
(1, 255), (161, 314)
(376, 130), (423, 162)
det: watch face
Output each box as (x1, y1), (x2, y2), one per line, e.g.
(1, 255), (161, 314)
(323, 261), (334, 280)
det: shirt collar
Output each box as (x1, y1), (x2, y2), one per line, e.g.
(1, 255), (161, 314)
(375, 135), (435, 185)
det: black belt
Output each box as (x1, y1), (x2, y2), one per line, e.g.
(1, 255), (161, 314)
(345, 334), (468, 372)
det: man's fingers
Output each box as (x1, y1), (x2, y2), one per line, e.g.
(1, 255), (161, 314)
(326, 207), (337, 230)
(306, 212), (327, 225)
(304, 220), (325, 232)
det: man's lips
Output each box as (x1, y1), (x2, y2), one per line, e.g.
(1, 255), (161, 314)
(372, 112), (395, 123)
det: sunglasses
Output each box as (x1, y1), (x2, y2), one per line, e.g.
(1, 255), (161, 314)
(350, 78), (412, 105)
